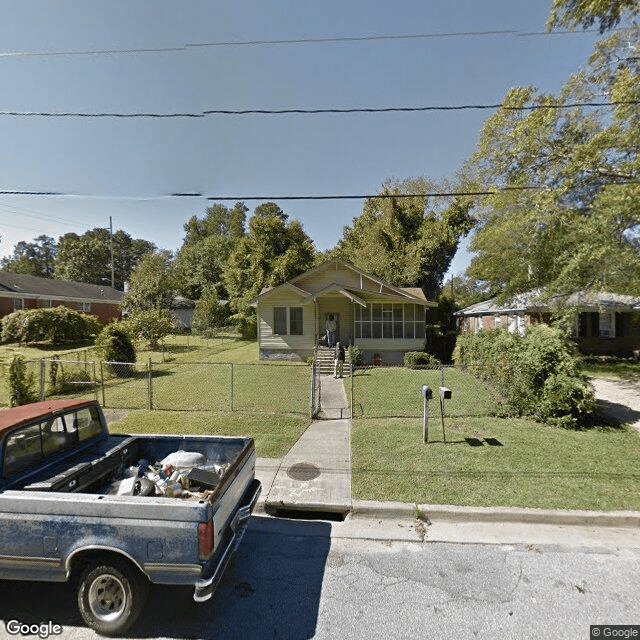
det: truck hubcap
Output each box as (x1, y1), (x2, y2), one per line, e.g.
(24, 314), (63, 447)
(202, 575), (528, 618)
(88, 574), (126, 621)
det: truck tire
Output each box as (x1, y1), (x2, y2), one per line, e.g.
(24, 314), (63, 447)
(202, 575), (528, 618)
(76, 557), (149, 636)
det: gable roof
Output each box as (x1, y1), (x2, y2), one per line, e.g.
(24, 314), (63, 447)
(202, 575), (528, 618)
(456, 289), (640, 316)
(258, 259), (434, 305)
(0, 272), (123, 302)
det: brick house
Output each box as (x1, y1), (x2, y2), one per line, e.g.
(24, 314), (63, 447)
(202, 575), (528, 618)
(455, 290), (640, 357)
(0, 272), (123, 325)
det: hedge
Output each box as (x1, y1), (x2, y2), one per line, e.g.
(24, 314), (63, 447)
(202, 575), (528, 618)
(453, 324), (596, 427)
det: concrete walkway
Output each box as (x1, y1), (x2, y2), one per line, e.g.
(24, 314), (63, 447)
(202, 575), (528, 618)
(263, 374), (351, 516)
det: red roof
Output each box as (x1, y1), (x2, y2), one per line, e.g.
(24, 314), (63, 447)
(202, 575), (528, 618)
(0, 399), (98, 438)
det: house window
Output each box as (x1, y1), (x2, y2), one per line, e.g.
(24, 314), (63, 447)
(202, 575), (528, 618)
(354, 303), (425, 339)
(598, 311), (615, 338)
(13, 298), (25, 310)
(79, 302), (91, 312)
(39, 299), (53, 308)
(289, 307), (303, 335)
(273, 307), (287, 335)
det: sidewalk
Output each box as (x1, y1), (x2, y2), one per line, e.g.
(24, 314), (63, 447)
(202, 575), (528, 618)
(262, 374), (351, 516)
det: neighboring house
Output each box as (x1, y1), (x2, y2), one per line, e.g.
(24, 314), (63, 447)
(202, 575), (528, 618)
(0, 272), (123, 325)
(257, 259), (436, 364)
(456, 290), (640, 357)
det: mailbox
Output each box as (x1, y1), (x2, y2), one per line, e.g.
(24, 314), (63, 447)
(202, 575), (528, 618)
(421, 385), (433, 400)
(439, 387), (452, 400)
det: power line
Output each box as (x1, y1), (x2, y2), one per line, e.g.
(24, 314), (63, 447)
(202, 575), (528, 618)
(0, 100), (636, 119)
(0, 28), (607, 60)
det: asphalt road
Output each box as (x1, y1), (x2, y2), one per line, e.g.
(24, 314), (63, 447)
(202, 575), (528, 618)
(1, 515), (639, 640)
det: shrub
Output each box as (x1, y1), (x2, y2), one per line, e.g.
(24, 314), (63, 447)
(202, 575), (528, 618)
(0, 306), (100, 344)
(123, 309), (177, 349)
(404, 351), (441, 368)
(7, 355), (38, 406)
(348, 345), (364, 366)
(191, 288), (231, 336)
(94, 323), (136, 377)
(453, 324), (595, 426)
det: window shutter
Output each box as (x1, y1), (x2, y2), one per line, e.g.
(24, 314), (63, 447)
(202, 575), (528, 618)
(615, 312), (624, 338)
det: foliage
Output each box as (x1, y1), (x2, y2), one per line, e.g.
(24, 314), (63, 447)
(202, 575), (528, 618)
(54, 228), (155, 290)
(546, 0), (638, 33)
(0, 235), (56, 277)
(403, 351), (441, 368)
(7, 355), (38, 406)
(224, 212), (315, 305)
(123, 309), (177, 349)
(463, 27), (640, 298)
(191, 287), (231, 336)
(94, 323), (136, 376)
(228, 305), (257, 340)
(1, 306), (101, 344)
(335, 177), (474, 299)
(453, 325), (596, 426)
(348, 345), (363, 366)
(121, 251), (175, 313)
(47, 357), (94, 396)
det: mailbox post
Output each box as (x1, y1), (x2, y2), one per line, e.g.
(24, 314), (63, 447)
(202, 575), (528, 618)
(421, 385), (432, 443)
(439, 387), (451, 443)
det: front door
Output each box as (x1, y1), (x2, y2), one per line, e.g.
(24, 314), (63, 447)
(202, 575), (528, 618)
(323, 312), (340, 346)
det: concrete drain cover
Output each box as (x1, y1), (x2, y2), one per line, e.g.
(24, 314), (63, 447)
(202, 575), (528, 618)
(287, 462), (321, 481)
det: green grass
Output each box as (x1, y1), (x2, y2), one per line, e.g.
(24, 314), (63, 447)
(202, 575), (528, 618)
(107, 409), (309, 459)
(352, 415), (640, 511)
(351, 366), (502, 418)
(580, 356), (640, 380)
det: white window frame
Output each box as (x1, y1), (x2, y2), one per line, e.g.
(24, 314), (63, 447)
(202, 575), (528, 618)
(79, 301), (91, 312)
(13, 298), (25, 310)
(599, 311), (615, 338)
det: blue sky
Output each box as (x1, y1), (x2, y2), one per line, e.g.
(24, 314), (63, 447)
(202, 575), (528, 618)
(0, 0), (601, 278)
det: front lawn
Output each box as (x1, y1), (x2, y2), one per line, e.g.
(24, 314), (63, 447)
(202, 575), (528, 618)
(352, 416), (640, 511)
(108, 410), (309, 459)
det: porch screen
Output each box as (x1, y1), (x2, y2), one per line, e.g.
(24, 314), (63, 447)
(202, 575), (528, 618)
(355, 303), (425, 339)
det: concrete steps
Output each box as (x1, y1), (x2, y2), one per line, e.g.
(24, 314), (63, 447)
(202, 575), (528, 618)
(315, 346), (352, 375)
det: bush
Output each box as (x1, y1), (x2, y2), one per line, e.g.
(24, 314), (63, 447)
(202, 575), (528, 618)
(453, 324), (595, 426)
(229, 306), (257, 341)
(1, 306), (101, 344)
(404, 351), (441, 368)
(191, 288), (231, 336)
(94, 323), (136, 377)
(123, 309), (177, 349)
(348, 345), (364, 366)
(7, 355), (38, 406)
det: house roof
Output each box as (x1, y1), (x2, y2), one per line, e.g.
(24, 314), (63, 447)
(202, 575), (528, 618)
(0, 272), (123, 302)
(456, 289), (640, 316)
(258, 259), (435, 306)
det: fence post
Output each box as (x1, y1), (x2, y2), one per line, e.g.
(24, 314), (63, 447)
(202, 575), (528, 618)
(100, 361), (106, 406)
(230, 363), (234, 411)
(40, 359), (45, 401)
(310, 363), (314, 418)
(148, 358), (153, 410)
(350, 364), (354, 419)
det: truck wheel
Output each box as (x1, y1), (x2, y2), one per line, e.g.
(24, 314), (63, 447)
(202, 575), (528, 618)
(77, 558), (149, 636)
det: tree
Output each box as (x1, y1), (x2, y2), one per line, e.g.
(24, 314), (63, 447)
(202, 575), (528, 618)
(463, 27), (640, 297)
(174, 203), (246, 300)
(121, 251), (175, 313)
(123, 309), (176, 349)
(191, 286), (231, 336)
(94, 324), (136, 376)
(224, 211), (316, 305)
(335, 177), (474, 299)
(1, 235), (56, 277)
(547, 0), (639, 33)
(253, 202), (288, 221)
(54, 228), (155, 290)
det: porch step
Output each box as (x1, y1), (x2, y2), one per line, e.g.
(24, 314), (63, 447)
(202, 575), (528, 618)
(315, 346), (352, 375)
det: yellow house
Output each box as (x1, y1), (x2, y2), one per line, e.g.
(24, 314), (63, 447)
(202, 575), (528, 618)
(257, 259), (436, 364)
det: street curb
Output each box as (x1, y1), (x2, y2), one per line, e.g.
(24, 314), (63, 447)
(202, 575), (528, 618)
(351, 500), (640, 528)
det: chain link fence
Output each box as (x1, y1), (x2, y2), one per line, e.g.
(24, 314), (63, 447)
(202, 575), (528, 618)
(31, 358), (312, 416)
(350, 364), (504, 419)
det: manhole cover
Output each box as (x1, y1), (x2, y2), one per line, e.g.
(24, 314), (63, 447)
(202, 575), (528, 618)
(287, 462), (321, 481)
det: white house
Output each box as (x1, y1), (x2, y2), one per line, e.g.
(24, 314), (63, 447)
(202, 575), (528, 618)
(256, 260), (436, 365)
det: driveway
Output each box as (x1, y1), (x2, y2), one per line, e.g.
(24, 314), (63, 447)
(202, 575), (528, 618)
(591, 377), (640, 432)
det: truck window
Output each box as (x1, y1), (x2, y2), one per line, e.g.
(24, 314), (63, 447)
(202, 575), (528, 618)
(73, 407), (103, 442)
(3, 424), (44, 477)
(41, 417), (71, 457)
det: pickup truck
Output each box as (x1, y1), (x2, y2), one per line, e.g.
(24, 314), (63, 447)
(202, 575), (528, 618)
(0, 398), (261, 636)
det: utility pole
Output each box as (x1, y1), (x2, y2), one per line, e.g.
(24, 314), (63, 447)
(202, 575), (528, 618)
(109, 216), (115, 289)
